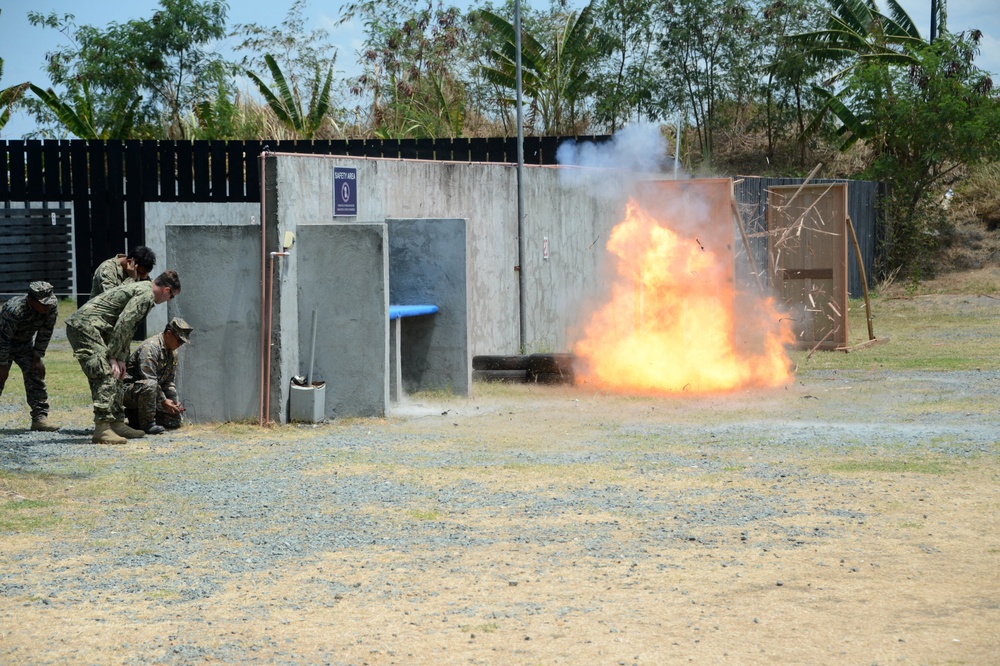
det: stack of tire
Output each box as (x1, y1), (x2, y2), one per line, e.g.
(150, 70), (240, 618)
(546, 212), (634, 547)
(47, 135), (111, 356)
(472, 353), (575, 385)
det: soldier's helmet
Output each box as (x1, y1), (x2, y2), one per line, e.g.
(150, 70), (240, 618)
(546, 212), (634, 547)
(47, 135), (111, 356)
(28, 281), (58, 307)
(166, 318), (193, 344)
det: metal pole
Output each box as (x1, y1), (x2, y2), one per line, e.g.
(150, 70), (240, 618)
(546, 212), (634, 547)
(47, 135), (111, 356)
(673, 110), (681, 179)
(307, 309), (318, 386)
(515, 0), (527, 353)
(930, 0), (938, 43)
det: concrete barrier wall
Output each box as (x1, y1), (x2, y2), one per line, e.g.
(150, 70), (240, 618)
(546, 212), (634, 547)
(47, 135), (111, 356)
(146, 202), (259, 335)
(263, 155), (632, 355)
(166, 224), (261, 423)
(294, 223), (389, 419)
(387, 218), (470, 396)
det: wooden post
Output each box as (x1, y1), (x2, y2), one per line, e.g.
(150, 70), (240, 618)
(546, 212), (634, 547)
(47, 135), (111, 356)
(731, 196), (766, 294)
(846, 215), (875, 341)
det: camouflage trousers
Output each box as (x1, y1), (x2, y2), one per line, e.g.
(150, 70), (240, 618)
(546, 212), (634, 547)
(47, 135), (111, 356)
(123, 380), (183, 429)
(65, 321), (124, 423)
(0, 346), (50, 420)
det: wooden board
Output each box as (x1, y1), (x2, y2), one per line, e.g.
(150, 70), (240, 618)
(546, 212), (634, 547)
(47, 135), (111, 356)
(766, 183), (849, 348)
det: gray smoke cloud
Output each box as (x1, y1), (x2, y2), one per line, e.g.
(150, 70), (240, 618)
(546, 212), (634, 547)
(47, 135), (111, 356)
(555, 122), (673, 195)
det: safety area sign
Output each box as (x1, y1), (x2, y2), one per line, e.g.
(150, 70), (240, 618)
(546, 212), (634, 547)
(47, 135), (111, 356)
(333, 167), (358, 216)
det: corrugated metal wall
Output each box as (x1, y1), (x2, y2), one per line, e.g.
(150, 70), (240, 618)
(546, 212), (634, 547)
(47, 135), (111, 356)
(734, 177), (885, 298)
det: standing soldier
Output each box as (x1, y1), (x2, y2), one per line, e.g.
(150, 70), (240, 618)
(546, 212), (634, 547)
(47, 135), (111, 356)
(124, 318), (192, 435)
(90, 246), (157, 298)
(66, 271), (180, 444)
(0, 282), (60, 431)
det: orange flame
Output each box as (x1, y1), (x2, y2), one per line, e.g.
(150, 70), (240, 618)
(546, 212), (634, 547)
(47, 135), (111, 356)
(573, 198), (795, 393)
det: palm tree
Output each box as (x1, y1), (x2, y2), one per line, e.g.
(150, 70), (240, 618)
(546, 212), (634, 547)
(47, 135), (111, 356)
(477, 2), (601, 135)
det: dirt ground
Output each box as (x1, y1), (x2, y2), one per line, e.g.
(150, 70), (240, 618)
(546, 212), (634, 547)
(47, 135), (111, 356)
(1, 289), (999, 664)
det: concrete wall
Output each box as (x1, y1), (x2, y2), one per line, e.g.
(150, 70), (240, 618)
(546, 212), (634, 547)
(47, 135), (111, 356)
(295, 223), (388, 419)
(166, 224), (261, 423)
(387, 218), (470, 396)
(261, 155), (632, 355)
(146, 202), (259, 335)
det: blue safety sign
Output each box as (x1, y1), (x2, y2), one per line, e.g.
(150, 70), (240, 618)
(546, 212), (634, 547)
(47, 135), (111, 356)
(333, 167), (358, 216)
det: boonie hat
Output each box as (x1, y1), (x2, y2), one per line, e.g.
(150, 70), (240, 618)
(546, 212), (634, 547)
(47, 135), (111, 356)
(28, 281), (57, 307)
(166, 317), (193, 344)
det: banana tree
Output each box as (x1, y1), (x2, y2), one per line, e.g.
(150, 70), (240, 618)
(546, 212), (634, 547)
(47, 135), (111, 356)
(477, 3), (601, 135)
(29, 82), (140, 139)
(793, 0), (931, 148)
(248, 53), (335, 139)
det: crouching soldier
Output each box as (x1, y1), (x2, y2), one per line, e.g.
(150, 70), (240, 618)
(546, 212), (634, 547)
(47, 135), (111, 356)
(66, 271), (180, 444)
(0, 282), (60, 431)
(123, 317), (192, 435)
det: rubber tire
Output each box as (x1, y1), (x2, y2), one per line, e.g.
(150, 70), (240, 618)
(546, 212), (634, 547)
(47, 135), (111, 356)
(473, 355), (530, 371)
(473, 369), (528, 383)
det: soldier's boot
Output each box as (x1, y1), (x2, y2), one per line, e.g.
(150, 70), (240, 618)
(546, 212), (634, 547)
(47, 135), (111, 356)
(144, 425), (166, 435)
(30, 417), (59, 432)
(92, 421), (127, 445)
(110, 420), (146, 439)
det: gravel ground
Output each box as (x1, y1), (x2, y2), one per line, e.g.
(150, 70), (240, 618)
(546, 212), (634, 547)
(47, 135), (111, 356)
(2, 359), (999, 664)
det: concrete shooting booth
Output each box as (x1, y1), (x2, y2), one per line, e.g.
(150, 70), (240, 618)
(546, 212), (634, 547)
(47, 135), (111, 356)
(164, 153), (472, 424)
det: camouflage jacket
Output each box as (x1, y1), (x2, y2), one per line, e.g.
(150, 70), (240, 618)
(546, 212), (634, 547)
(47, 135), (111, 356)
(90, 255), (134, 299)
(124, 333), (178, 403)
(66, 281), (156, 361)
(0, 295), (57, 364)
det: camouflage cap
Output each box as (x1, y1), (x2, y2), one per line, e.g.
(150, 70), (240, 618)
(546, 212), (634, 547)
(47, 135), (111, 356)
(28, 281), (57, 307)
(166, 317), (193, 344)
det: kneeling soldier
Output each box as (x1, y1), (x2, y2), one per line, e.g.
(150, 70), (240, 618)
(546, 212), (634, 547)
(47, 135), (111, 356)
(0, 282), (60, 431)
(123, 317), (192, 435)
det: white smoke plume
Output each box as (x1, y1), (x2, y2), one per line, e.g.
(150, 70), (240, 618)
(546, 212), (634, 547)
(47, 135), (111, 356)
(556, 122), (674, 195)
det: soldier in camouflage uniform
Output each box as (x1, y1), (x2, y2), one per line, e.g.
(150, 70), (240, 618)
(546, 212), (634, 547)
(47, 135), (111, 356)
(66, 270), (181, 444)
(123, 317), (192, 435)
(90, 246), (157, 298)
(0, 282), (60, 431)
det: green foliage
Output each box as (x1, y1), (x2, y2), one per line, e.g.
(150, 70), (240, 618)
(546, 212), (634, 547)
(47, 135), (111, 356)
(652, 0), (758, 161)
(29, 82), (140, 140)
(590, 0), (657, 133)
(248, 54), (336, 139)
(25, 0), (228, 138)
(232, 0), (343, 138)
(340, 0), (471, 138)
(476, 2), (602, 135)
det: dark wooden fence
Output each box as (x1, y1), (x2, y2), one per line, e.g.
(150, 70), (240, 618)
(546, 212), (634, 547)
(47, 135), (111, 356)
(1, 136), (884, 300)
(0, 136), (608, 299)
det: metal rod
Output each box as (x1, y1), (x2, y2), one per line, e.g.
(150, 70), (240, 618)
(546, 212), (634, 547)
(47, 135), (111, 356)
(515, 0), (526, 353)
(307, 309), (318, 386)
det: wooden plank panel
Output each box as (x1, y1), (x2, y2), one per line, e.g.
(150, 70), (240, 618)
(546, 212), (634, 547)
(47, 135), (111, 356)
(193, 140), (210, 201)
(468, 138), (487, 162)
(226, 141), (245, 201)
(0, 142), (9, 199)
(70, 141), (92, 303)
(159, 142), (177, 202)
(7, 141), (26, 199)
(26, 140), (44, 199)
(141, 140), (160, 201)
(125, 141), (144, 247)
(452, 138), (471, 162)
(767, 183), (849, 347)
(176, 141), (194, 201)
(42, 140), (62, 199)
(415, 138), (435, 160)
(244, 140), (262, 202)
(105, 140), (128, 250)
(88, 141), (111, 265)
